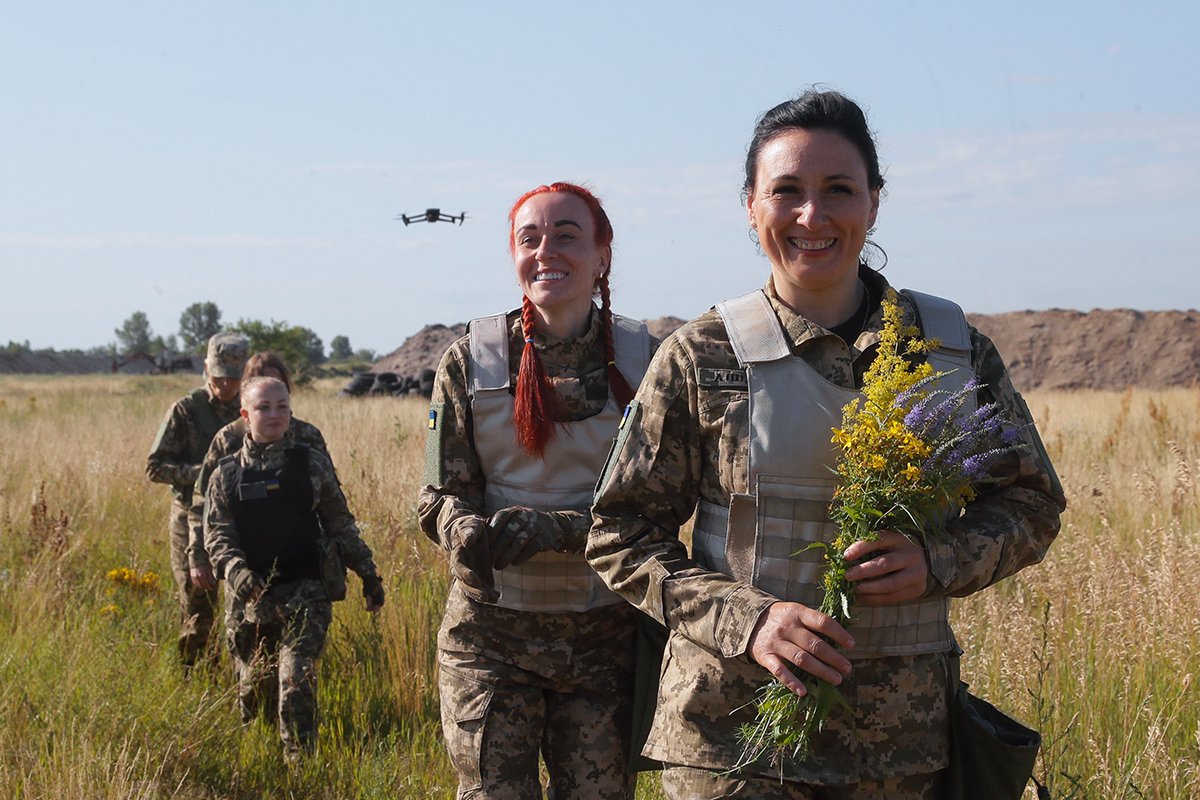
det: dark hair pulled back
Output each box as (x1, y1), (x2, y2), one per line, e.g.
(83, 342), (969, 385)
(742, 89), (886, 199)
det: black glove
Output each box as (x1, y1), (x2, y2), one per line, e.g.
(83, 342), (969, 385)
(361, 574), (385, 610)
(448, 517), (498, 603)
(227, 564), (264, 602)
(487, 507), (580, 569)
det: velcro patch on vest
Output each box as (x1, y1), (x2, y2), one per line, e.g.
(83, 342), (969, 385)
(238, 480), (278, 501)
(698, 367), (748, 390)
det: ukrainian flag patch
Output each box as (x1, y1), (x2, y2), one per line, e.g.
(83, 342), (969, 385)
(428, 409), (438, 430)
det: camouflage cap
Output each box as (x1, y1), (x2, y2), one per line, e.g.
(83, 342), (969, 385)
(205, 332), (250, 378)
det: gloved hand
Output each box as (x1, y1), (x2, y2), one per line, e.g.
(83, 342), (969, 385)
(486, 507), (582, 569)
(448, 517), (498, 604)
(227, 564), (264, 603)
(361, 574), (385, 612)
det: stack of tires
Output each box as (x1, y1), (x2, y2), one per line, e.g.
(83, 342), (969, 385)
(339, 369), (436, 398)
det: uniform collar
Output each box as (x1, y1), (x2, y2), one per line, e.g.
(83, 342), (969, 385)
(508, 303), (603, 370)
(763, 266), (894, 356)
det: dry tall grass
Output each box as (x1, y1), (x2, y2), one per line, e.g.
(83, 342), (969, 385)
(1, 376), (1197, 798)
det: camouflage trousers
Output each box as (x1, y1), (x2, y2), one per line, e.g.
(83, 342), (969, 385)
(167, 498), (219, 669)
(437, 583), (638, 800)
(224, 578), (332, 756)
(660, 765), (944, 799)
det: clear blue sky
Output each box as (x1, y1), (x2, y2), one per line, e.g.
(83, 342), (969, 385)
(3, 1), (1197, 353)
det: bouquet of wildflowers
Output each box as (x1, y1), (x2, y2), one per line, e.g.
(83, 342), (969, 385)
(733, 289), (1025, 769)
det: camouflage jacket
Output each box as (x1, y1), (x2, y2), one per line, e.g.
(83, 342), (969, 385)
(146, 385), (241, 502)
(205, 428), (378, 584)
(418, 306), (649, 553)
(188, 416), (330, 571)
(588, 270), (1066, 776)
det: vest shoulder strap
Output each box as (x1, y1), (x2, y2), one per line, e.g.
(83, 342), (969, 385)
(217, 453), (241, 493)
(901, 289), (971, 353)
(901, 289), (973, 376)
(468, 313), (512, 393)
(611, 313), (652, 388)
(190, 387), (221, 442)
(716, 290), (791, 365)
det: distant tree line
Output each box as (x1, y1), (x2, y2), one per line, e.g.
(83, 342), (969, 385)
(109, 302), (375, 372)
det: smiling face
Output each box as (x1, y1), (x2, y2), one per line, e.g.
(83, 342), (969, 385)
(511, 191), (610, 326)
(240, 380), (291, 443)
(747, 127), (880, 313)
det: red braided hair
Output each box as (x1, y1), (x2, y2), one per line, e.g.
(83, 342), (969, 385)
(514, 294), (561, 456)
(507, 182), (634, 456)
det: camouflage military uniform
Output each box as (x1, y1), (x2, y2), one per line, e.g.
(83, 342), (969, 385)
(205, 428), (380, 756)
(419, 307), (653, 800)
(588, 269), (1066, 794)
(146, 383), (241, 668)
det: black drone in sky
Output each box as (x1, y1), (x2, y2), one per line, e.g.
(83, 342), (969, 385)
(396, 208), (466, 226)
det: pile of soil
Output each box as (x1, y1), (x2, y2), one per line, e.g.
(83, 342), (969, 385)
(367, 309), (1200, 392)
(369, 323), (467, 378)
(967, 309), (1200, 391)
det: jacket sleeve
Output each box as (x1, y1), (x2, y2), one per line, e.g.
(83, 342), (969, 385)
(923, 329), (1067, 597)
(203, 460), (252, 580)
(588, 336), (777, 661)
(187, 423), (242, 571)
(146, 399), (200, 489)
(417, 341), (490, 551)
(311, 450), (378, 580)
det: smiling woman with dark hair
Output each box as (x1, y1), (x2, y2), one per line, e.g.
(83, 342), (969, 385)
(587, 90), (1066, 799)
(419, 182), (655, 799)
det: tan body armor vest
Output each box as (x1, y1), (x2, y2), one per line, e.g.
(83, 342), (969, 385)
(469, 311), (652, 613)
(692, 289), (975, 659)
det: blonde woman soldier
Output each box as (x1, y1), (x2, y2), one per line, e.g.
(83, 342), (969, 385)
(187, 351), (333, 722)
(204, 375), (384, 761)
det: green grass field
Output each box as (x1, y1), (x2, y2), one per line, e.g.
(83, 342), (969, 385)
(0, 375), (1196, 798)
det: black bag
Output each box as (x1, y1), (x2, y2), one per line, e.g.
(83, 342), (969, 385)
(628, 615), (667, 772)
(945, 678), (1044, 800)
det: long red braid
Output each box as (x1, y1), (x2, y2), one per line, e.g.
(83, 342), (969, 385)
(508, 182), (635, 457)
(514, 294), (561, 456)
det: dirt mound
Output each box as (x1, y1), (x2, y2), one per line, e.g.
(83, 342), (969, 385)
(969, 308), (1200, 391)
(370, 309), (1200, 392)
(370, 323), (467, 378)
(646, 316), (688, 341)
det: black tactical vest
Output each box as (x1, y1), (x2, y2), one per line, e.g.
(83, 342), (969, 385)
(221, 446), (322, 583)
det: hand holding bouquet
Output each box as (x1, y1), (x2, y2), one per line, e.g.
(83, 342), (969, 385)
(734, 289), (1025, 769)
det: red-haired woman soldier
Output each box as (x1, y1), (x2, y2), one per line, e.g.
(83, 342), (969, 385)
(419, 182), (654, 799)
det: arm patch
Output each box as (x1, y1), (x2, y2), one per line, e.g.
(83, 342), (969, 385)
(423, 402), (446, 485)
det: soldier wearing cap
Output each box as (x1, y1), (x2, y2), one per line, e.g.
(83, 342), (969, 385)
(147, 331), (250, 672)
